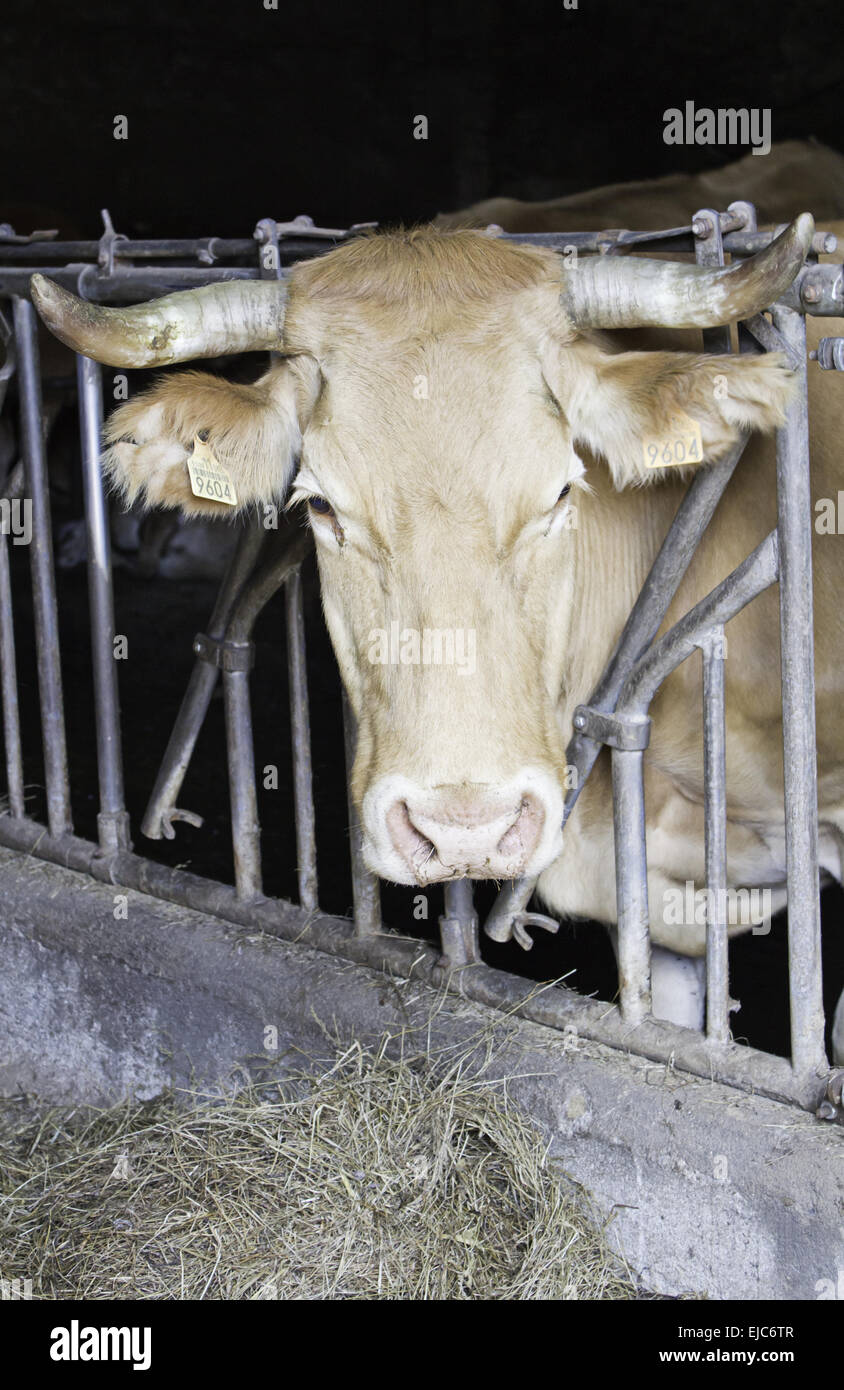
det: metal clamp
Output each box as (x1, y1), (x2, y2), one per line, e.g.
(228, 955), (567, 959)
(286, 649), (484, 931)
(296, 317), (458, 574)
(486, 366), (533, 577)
(97, 209), (127, 276)
(791, 264), (844, 315)
(484, 908), (560, 951)
(810, 337), (844, 371)
(816, 1071), (844, 1123)
(192, 632), (255, 673)
(571, 704), (651, 751)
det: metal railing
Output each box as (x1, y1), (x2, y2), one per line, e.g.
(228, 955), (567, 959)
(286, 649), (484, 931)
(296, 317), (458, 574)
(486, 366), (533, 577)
(1, 207), (842, 1119)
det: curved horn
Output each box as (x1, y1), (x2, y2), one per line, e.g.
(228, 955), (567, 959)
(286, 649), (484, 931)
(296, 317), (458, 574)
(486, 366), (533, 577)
(29, 276), (289, 367)
(560, 214), (815, 329)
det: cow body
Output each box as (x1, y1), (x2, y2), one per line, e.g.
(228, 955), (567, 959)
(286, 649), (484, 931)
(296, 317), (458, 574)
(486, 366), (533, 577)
(436, 139), (844, 231)
(30, 211), (844, 1050)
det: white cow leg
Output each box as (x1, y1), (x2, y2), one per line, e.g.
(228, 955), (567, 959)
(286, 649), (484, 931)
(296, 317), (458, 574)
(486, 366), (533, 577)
(650, 946), (706, 1031)
(833, 989), (844, 1067)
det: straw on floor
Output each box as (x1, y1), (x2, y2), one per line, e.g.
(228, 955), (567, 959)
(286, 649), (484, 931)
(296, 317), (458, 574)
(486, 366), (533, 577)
(0, 1036), (637, 1300)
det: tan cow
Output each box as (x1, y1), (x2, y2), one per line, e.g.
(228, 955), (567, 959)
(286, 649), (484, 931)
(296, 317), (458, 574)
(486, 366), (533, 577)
(29, 216), (844, 1050)
(436, 139), (844, 231)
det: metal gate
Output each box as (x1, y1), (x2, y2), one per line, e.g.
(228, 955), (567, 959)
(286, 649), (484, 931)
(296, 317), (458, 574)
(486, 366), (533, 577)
(1, 208), (842, 1119)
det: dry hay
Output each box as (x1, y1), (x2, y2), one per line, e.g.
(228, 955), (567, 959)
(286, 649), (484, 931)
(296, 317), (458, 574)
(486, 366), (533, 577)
(0, 1037), (638, 1300)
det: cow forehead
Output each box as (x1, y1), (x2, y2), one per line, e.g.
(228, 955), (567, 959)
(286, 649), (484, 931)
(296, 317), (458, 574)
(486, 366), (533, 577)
(284, 227), (567, 352)
(286, 231), (580, 535)
(299, 336), (575, 530)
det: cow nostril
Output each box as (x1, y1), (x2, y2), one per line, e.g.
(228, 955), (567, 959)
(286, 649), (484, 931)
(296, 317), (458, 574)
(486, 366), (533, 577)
(496, 794), (543, 860)
(387, 800), (437, 871)
(380, 783), (554, 883)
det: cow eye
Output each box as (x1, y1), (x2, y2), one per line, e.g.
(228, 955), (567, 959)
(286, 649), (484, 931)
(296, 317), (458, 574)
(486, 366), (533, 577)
(308, 495), (335, 516)
(557, 484), (571, 501)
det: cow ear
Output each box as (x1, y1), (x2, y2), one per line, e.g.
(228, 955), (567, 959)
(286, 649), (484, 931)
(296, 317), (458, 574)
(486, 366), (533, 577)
(101, 358), (317, 517)
(549, 338), (796, 488)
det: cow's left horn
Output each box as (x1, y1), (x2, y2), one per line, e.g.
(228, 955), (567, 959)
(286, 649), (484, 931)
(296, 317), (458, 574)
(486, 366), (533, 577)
(29, 276), (289, 367)
(559, 214), (815, 329)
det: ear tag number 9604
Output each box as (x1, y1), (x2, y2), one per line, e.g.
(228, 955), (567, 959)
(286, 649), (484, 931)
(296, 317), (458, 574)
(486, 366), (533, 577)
(642, 412), (703, 469)
(187, 435), (238, 506)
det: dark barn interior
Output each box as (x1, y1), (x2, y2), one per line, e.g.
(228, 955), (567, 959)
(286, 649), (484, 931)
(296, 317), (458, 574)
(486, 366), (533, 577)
(2, 0), (844, 1061)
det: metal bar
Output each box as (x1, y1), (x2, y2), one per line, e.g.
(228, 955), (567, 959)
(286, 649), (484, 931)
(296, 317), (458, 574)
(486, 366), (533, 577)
(0, 239), (259, 263)
(563, 439), (749, 823)
(439, 878), (480, 966)
(12, 296), (71, 835)
(2, 811), (831, 1111)
(611, 748), (652, 1022)
(493, 228), (835, 257)
(141, 521), (266, 839)
(693, 206), (731, 355)
(342, 691), (381, 936)
(254, 215), (319, 908)
(1, 222), (833, 267)
(0, 231), (368, 265)
(771, 304), (827, 1080)
(608, 536), (780, 1028)
(223, 666), (262, 901)
(484, 438), (748, 944)
(285, 566), (317, 911)
(219, 527), (312, 901)
(620, 533), (780, 714)
(76, 353), (130, 851)
(701, 628), (729, 1045)
(0, 532), (25, 816)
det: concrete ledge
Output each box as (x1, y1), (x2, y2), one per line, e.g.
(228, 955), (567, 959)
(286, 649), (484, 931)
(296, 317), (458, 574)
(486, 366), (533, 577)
(0, 845), (841, 1299)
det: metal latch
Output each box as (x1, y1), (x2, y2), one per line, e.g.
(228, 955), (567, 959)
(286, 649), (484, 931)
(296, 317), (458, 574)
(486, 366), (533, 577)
(192, 632), (254, 673)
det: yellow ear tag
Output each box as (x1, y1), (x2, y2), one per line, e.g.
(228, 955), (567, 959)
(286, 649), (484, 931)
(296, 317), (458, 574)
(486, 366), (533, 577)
(642, 412), (704, 470)
(187, 435), (238, 506)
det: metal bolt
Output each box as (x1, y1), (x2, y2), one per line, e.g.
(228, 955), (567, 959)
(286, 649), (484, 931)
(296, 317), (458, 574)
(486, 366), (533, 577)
(573, 713), (586, 730)
(802, 282), (821, 304)
(812, 337), (844, 370)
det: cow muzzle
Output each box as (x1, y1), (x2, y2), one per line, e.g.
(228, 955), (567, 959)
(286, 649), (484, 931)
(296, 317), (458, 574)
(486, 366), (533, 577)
(361, 771), (564, 886)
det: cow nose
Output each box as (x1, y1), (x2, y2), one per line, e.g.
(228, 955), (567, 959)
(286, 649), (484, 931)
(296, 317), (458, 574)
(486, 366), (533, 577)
(385, 785), (547, 883)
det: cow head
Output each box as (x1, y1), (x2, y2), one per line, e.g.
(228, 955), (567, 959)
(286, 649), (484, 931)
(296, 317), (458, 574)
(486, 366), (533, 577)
(31, 218), (810, 885)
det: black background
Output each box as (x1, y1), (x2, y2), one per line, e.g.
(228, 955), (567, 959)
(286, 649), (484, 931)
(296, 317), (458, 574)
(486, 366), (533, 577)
(3, 0), (844, 238)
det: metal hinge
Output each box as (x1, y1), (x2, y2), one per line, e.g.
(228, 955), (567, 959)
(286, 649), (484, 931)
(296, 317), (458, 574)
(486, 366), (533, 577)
(571, 704), (651, 751)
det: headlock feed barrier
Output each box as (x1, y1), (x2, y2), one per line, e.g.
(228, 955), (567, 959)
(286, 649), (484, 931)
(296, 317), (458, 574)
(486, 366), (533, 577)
(0, 206), (843, 1122)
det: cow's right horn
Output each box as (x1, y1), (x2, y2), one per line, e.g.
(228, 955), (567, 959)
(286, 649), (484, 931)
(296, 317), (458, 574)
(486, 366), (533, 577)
(29, 276), (289, 367)
(559, 213), (815, 329)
